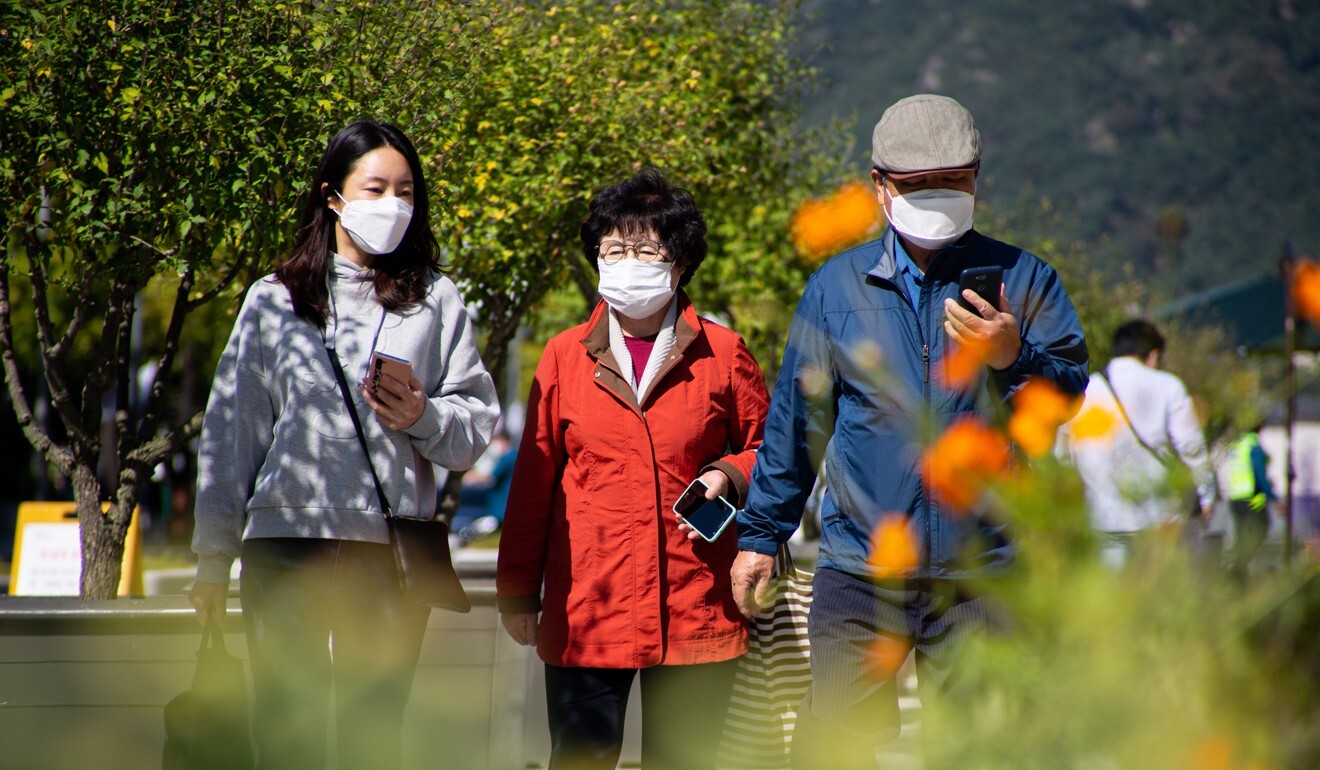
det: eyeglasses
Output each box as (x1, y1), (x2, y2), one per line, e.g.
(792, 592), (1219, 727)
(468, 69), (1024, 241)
(598, 239), (668, 265)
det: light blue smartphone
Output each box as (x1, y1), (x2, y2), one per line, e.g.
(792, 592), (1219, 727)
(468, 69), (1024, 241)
(673, 479), (737, 542)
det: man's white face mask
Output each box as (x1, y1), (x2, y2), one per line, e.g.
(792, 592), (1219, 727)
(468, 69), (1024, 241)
(885, 187), (975, 250)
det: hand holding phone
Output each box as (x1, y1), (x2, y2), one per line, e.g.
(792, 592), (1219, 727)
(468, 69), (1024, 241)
(956, 265), (1004, 317)
(673, 479), (738, 543)
(368, 352), (412, 397)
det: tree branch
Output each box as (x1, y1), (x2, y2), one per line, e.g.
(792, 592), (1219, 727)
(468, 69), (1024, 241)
(0, 250), (74, 477)
(136, 267), (196, 445)
(24, 236), (85, 436)
(128, 409), (205, 470)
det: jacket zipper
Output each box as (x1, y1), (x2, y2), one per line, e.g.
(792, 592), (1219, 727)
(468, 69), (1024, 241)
(894, 280), (934, 574)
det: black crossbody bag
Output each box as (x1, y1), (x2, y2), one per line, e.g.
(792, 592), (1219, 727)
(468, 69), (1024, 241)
(325, 343), (471, 612)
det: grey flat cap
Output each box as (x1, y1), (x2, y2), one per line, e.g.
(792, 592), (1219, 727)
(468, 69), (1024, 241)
(871, 94), (981, 174)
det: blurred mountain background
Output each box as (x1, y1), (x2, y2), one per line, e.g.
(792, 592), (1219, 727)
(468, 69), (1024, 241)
(793, 0), (1319, 298)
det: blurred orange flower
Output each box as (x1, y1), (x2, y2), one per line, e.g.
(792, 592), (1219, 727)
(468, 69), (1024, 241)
(937, 337), (993, 392)
(1186, 735), (1234, 770)
(1008, 378), (1080, 457)
(868, 514), (920, 577)
(1070, 404), (1118, 441)
(790, 180), (881, 261)
(922, 418), (1011, 512)
(866, 633), (913, 680)
(1293, 259), (1320, 326)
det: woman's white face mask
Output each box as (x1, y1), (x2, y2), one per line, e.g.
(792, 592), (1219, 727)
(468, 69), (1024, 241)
(334, 192), (413, 255)
(596, 259), (676, 319)
(885, 187), (975, 251)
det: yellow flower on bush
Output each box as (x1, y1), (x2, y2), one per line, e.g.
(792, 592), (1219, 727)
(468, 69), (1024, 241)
(1008, 378), (1080, 457)
(868, 514), (920, 577)
(790, 180), (880, 261)
(922, 418), (1011, 512)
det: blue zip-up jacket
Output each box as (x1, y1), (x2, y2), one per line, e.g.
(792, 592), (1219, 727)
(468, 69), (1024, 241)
(739, 228), (1089, 579)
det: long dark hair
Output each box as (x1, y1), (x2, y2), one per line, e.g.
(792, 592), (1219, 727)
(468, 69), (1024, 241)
(275, 121), (440, 327)
(579, 167), (707, 288)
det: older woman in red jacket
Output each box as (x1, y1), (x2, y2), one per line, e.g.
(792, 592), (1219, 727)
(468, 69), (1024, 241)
(496, 168), (770, 770)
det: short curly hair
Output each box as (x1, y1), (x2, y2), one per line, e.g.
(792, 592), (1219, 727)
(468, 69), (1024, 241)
(579, 168), (707, 288)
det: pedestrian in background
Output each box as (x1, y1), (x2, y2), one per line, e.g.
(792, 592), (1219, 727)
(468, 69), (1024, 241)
(496, 168), (770, 770)
(189, 120), (499, 769)
(1060, 319), (1215, 568)
(1224, 422), (1278, 582)
(735, 94), (1090, 769)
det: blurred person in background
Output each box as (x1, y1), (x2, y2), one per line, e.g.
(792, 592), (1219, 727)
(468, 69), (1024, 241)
(496, 168), (770, 770)
(1059, 319), (1215, 568)
(1224, 421), (1278, 582)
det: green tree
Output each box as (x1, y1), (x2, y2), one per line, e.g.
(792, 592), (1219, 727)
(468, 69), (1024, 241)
(2, 0), (840, 597)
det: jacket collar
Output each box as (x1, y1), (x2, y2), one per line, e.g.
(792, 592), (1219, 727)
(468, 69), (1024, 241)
(581, 292), (701, 410)
(581, 292), (700, 357)
(865, 227), (980, 284)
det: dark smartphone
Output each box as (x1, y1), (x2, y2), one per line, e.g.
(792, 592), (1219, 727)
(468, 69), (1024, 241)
(672, 479), (738, 543)
(957, 266), (1004, 316)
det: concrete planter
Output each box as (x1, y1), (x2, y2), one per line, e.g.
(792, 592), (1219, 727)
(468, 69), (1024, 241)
(0, 582), (540, 770)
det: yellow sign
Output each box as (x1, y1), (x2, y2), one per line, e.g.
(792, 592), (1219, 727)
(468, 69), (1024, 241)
(9, 502), (143, 596)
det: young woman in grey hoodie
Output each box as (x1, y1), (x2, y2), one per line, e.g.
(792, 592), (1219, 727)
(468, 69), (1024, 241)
(189, 121), (499, 769)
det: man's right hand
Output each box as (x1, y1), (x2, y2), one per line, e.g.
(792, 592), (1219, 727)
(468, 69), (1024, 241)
(501, 612), (540, 646)
(188, 580), (229, 628)
(731, 550), (776, 619)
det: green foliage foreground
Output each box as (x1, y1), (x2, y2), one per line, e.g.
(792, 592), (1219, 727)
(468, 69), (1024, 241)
(913, 458), (1319, 770)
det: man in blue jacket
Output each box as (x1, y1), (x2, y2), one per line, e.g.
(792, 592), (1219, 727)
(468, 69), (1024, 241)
(733, 94), (1089, 768)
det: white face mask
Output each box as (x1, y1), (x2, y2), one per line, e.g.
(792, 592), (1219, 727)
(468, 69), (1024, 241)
(885, 187), (975, 250)
(596, 259), (676, 319)
(334, 192), (413, 255)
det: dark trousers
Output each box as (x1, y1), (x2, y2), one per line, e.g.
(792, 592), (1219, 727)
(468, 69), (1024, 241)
(240, 538), (429, 770)
(1228, 500), (1270, 583)
(790, 567), (994, 770)
(544, 658), (739, 770)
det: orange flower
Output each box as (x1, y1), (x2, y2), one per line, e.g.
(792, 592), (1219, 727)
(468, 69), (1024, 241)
(1008, 378), (1080, 457)
(868, 514), (920, 576)
(1070, 405), (1118, 441)
(937, 336), (993, 392)
(922, 418), (1011, 512)
(1186, 735), (1234, 770)
(1293, 259), (1320, 326)
(867, 633), (913, 680)
(790, 181), (881, 261)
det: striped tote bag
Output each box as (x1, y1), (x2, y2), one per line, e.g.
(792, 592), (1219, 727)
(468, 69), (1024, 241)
(717, 548), (813, 770)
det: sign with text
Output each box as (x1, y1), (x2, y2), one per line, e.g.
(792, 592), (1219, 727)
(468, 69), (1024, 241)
(9, 502), (142, 596)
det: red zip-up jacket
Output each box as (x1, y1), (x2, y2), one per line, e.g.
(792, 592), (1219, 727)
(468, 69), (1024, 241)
(496, 295), (769, 668)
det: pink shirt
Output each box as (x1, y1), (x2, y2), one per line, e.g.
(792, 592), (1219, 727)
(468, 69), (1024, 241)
(622, 334), (658, 383)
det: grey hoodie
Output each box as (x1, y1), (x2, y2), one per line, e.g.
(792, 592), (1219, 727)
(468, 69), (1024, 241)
(192, 254), (499, 584)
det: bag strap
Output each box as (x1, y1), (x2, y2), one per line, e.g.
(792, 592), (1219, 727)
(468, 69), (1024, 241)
(325, 343), (394, 518)
(775, 543), (795, 577)
(1095, 366), (1170, 466)
(200, 616), (227, 654)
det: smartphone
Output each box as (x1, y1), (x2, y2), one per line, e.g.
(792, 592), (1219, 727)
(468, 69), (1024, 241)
(368, 351), (412, 396)
(957, 265), (1004, 316)
(672, 479), (738, 543)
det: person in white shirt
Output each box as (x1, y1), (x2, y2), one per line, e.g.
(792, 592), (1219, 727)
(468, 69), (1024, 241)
(1059, 320), (1215, 565)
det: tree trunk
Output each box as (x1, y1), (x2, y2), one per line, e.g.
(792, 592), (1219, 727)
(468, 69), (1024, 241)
(72, 463), (130, 599)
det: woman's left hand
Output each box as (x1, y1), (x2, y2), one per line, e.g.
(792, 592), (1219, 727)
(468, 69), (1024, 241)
(360, 374), (426, 431)
(676, 469), (732, 542)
